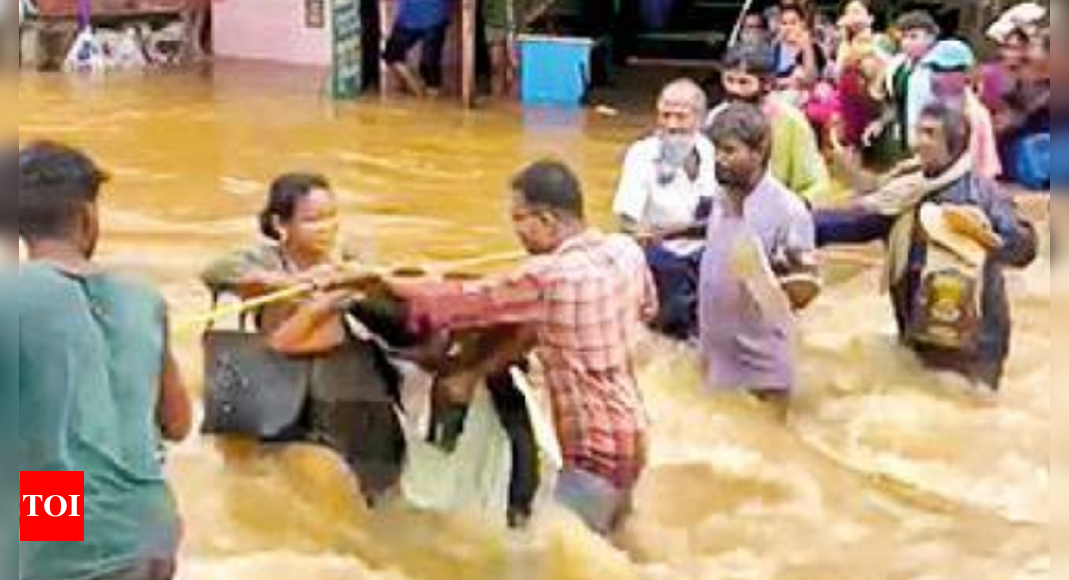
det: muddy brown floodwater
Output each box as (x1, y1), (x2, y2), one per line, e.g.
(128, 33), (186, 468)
(19, 64), (1050, 580)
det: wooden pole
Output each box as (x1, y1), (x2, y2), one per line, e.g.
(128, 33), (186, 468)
(379, 0), (396, 97)
(461, 0), (476, 108)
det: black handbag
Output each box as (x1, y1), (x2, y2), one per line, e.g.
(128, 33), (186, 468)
(201, 327), (313, 438)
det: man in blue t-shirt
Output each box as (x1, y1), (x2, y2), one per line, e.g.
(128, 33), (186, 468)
(384, 0), (455, 96)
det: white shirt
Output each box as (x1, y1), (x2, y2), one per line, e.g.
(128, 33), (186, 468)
(612, 134), (717, 255)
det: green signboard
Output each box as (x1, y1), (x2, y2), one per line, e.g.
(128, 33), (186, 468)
(331, 0), (362, 99)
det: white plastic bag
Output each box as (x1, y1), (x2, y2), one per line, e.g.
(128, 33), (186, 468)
(400, 367), (562, 525)
(63, 27), (105, 73)
(101, 27), (147, 69)
(401, 386), (513, 523)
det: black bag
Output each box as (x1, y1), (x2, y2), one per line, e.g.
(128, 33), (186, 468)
(201, 330), (312, 438)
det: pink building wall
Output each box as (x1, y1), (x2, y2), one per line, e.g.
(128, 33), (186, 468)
(212, 0), (333, 67)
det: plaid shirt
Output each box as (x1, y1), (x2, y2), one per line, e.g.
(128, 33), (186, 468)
(407, 231), (657, 490)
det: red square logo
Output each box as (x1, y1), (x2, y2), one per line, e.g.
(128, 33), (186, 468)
(20, 472), (85, 542)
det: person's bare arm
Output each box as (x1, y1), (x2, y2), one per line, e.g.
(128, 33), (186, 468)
(435, 325), (538, 401)
(158, 334), (193, 443)
(796, 39), (821, 88)
(267, 290), (353, 356)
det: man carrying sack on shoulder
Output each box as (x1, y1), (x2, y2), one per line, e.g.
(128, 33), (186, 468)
(815, 103), (1037, 391)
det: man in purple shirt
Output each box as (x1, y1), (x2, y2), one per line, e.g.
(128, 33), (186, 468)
(699, 103), (819, 405)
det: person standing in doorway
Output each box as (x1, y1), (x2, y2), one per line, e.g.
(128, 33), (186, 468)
(383, 0), (456, 96)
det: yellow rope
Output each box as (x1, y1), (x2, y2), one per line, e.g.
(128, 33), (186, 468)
(174, 283), (314, 334)
(172, 250), (526, 335)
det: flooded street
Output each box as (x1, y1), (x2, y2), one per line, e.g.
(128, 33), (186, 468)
(19, 65), (1050, 580)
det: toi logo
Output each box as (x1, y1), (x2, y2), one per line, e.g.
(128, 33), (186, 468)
(20, 471), (85, 542)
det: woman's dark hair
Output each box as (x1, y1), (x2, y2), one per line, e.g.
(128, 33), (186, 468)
(707, 102), (773, 160)
(18, 141), (109, 242)
(779, 2), (809, 24)
(510, 160), (585, 220)
(259, 173), (331, 240)
(780, 0), (817, 28)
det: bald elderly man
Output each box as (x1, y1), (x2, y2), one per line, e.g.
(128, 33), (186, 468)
(613, 78), (717, 341)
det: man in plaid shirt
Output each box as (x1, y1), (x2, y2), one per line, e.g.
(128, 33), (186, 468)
(391, 160), (658, 535)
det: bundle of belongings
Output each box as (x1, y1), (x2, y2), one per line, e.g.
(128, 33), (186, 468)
(64, 20), (187, 72)
(199, 274), (561, 527)
(986, 2), (1047, 45)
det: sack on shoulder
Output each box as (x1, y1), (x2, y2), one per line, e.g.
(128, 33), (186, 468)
(907, 245), (983, 354)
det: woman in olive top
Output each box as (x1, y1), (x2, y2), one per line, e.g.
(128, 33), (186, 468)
(17, 142), (192, 580)
(201, 173), (407, 503)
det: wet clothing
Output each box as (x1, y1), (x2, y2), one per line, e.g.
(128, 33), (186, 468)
(816, 207), (894, 247)
(486, 365), (540, 524)
(613, 135), (716, 252)
(85, 560), (175, 580)
(891, 173), (1036, 389)
(1, 274), (19, 579)
(699, 176), (816, 394)
(353, 297), (542, 523)
(709, 97), (831, 203)
(816, 172), (1036, 389)
(201, 245), (406, 500)
(554, 468), (632, 535)
(613, 134), (716, 339)
(405, 231), (657, 492)
(644, 243), (703, 340)
(18, 264), (180, 580)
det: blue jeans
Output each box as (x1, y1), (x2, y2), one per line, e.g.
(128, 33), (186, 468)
(646, 244), (702, 340)
(554, 469), (633, 535)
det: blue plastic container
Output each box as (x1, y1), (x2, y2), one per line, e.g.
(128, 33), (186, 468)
(1015, 133), (1050, 191)
(519, 35), (595, 107)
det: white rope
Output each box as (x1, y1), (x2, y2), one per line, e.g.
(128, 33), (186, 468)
(728, 0), (759, 48)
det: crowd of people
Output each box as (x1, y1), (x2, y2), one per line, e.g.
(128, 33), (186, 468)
(10, 3), (1051, 580)
(734, 0), (1051, 189)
